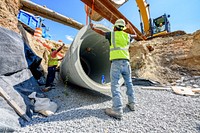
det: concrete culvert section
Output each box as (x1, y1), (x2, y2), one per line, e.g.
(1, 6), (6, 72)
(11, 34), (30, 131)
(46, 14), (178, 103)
(60, 24), (124, 95)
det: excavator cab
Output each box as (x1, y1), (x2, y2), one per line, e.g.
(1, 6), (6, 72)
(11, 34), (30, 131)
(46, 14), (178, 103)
(152, 14), (170, 36)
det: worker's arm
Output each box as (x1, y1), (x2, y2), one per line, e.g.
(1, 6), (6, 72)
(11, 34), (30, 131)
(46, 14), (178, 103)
(130, 34), (137, 40)
(126, 22), (138, 39)
(58, 57), (64, 61)
(90, 23), (106, 36)
(56, 43), (65, 53)
(51, 43), (65, 58)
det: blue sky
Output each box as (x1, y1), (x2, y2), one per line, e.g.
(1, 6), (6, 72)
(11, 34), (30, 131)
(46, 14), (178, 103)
(31, 0), (200, 44)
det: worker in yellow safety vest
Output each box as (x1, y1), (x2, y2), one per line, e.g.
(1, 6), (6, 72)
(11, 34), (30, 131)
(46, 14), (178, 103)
(90, 19), (137, 120)
(44, 43), (65, 90)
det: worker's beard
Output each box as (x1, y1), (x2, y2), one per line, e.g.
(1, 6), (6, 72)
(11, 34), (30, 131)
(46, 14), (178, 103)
(116, 27), (123, 31)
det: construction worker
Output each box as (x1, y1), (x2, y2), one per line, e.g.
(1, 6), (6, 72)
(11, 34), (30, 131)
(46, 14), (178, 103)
(157, 22), (165, 32)
(44, 43), (65, 91)
(90, 19), (136, 120)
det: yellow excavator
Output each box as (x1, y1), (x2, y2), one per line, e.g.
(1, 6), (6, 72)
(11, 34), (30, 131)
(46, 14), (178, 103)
(82, 0), (171, 40)
(136, 0), (170, 38)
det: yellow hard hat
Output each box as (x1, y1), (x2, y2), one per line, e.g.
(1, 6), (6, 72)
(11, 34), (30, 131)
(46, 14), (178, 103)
(51, 48), (56, 51)
(114, 19), (126, 30)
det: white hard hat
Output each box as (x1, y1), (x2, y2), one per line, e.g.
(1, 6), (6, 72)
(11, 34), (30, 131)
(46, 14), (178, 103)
(114, 19), (126, 30)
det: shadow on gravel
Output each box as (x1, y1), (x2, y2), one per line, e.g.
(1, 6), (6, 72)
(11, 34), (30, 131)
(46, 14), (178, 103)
(68, 83), (111, 95)
(63, 83), (112, 102)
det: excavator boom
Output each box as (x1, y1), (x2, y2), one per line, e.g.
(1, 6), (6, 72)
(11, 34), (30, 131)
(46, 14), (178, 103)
(135, 0), (151, 36)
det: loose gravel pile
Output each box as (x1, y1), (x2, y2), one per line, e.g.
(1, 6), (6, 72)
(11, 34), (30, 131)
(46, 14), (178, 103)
(15, 81), (200, 133)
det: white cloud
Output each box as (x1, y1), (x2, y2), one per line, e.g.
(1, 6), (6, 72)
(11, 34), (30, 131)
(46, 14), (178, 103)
(65, 35), (74, 41)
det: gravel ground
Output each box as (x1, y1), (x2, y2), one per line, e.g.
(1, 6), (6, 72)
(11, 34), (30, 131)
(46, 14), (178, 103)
(15, 80), (200, 133)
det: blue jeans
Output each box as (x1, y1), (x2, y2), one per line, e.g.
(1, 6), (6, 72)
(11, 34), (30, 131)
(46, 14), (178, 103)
(46, 66), (57, 87)
(110, 60), (135, 113)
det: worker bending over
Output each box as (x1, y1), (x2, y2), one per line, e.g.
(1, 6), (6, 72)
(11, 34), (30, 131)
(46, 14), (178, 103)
(44, 43), (65, 91)
(90, 19), (136, 120)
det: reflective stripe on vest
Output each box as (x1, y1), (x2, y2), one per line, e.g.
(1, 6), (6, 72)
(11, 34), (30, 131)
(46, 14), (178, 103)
(48, 53), (58, 66)
(110, 31), (130, 61)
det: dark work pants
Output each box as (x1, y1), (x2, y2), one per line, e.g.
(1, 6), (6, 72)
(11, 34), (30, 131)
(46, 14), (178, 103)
(45, 66), (57, 87)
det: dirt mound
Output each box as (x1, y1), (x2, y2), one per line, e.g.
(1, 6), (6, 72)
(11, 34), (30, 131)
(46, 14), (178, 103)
(0, 0), (19, 33)
(130, 30), (200, 84)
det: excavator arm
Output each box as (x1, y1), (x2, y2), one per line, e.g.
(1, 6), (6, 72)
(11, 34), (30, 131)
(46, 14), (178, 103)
(135, 0), (151, 36)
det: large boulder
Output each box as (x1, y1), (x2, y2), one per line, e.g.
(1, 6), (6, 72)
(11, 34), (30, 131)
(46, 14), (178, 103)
(0, 26), (28, 75)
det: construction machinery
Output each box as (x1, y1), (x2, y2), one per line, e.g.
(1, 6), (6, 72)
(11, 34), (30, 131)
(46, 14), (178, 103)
(18, 10), (51, 39)
(136, 0), (170, 38)
(82, 0), (170, 40)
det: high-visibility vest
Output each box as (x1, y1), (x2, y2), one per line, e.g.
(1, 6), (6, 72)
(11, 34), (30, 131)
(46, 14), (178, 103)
(110, 31), (130, 61)
(48, 52), (58, 67)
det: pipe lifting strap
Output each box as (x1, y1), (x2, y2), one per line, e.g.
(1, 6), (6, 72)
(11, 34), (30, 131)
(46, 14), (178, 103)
(85, 0), (94, 25)
(91, 0), (95, 16)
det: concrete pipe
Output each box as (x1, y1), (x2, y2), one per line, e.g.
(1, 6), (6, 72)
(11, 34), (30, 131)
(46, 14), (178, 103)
(60, 24), (124, 95)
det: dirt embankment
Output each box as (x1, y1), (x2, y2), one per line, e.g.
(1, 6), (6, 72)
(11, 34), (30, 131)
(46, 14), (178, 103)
(1, 0), (200, 85)
(0, 0), (19, 33)
(130, 30), (200, 84)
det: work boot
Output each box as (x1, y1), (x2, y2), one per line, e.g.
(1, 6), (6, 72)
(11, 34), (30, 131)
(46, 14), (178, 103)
(105, 108), (122, 120)
(42, 86), (51, 92)
(127, 103), (135, 111)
